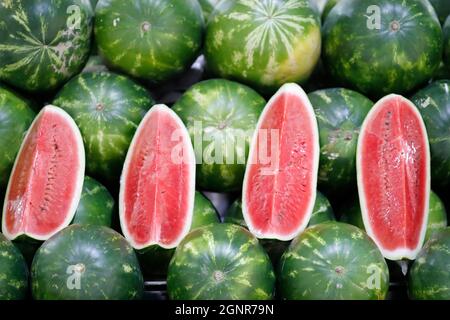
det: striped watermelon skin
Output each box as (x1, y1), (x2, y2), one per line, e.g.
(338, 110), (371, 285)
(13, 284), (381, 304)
(0, 0), (93, 93)
(0, 234), (28, 300)
(95, 0), (204, 84)
(278, 222), (389, 300)
(0, 86), (35, 190)
(167, 223), (275, 300)
(205, 0), (321, 94)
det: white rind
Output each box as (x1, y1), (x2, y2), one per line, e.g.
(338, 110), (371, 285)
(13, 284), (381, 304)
(356, 94), (431, 261)
(2, 105), (85, 241)
(119, 104), (196, 250)
(242, 83), (320, 241)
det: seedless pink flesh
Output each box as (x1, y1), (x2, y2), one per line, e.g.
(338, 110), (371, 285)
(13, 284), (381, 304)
(357, 94), (430, 261)
(119, 104), (196, 250)
(2, 105), (85, 241)
(243, 83), (320, 241)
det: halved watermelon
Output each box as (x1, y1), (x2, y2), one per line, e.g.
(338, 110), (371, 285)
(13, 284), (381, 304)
(357, 94), (430, 261)
(242, 83), (320, 241)
(2, 105), (85, 241)
(119, 104), (196, 250)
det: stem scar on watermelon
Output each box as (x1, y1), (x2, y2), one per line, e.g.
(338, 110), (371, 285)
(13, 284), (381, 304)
(242, 83), (320, 241)
(2, 105), (85, 241)
(357, 94), (431, 261)
(119, 104), (196, 250)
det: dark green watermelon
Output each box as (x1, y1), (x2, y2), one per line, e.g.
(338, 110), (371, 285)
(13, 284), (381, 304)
(31, 224), (143, 300)
(0, 86), (35, 189)
(73, 176), (115, 227)
(53, 72), (154, 186)
(308, 88), (373, 195)
(167, 223), (275, 300)
(95, 0), (204, 84)
(322, 0), (339, 21)
(278, 222), (389, 300)
(444, 17), (450, 70)
(411, 80), (450, 190)
(0, 234), (28, 300)
(408, 227), (450, 299)
(137, 191), (220, 278)
(323, 0), (442, 97)
(0, 0), (93, 93)
(205, 0), (321, 94)
(429, 0), (450, 25)
(173, 79), (265, 192)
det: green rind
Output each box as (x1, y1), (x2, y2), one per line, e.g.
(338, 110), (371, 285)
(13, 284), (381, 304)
(411, 80), (450, 190)
(0, 233), (28, 300)
(429, 0), (450, 25)
(278, 222), (389, 300)
(95, 0), (204, 83)
(0, 0), (93, 93)
(53, 72), (154, 185)
(167, 223), (275, 300)
(72, 176), (115, 227)
(0, 86), (35, 189)
(173, 79), (265, 192)
(31, 225), (144, 300)
(205, 0), (321, 94)
(308, 88), (373, 195)
(323, 0), (442, 97)
(408, 227), (450, 300)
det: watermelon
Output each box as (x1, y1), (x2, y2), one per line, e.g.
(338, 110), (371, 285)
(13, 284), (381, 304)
(173, 79), (265, 192)
(95, 0), (204, 84)
(205, 0), (321, 94)
(137, 191), (220, 278)
(322, 0), (339, 20)
(429, 0), (450, 25)
(53, 72), (154, 186)
(278, 222), (389, 300)
(340, 191), (447, 242)
(412, 80), (450, 190)
(0, 0), (93, 93)
(445, 17), (450, 69)
(31, 224), (143, 300)
(0, 233), (28, 300)
(323, 0), (442, 97)
(2, 106), (85, 242)
(167, 223), (275, 300)
(308, 88), (373, 195)
(357, 94), (431, 261)
(198, 0), (223, 21)
(82, 55), (108, 73)
(120, 104), (196, 250)
(0, 86), (35, 189)
(408, 227), (450, 300)
(243, 83), (320, 241)
(73, 176), (115, 227)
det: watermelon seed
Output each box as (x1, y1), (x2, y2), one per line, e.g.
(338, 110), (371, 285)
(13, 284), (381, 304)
(213, 270), (225, 283)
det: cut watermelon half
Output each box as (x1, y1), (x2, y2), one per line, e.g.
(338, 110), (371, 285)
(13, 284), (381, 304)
(357, 94), (430, 261)
(119, 104), (196, 250)
(2, 105), (85, 241)
(242, 83), (320, 241)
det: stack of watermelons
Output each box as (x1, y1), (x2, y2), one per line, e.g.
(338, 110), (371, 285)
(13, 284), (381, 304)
(0, 0), (449, 301)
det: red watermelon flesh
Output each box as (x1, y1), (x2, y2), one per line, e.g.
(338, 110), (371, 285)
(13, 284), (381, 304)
(243, 83), (320, 241)
(2, 105), (85, 241)
(357, 94), (430, 261)
(120, 104), (196, 250)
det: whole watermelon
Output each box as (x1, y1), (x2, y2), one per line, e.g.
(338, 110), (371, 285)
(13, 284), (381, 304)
(0, 86), (35, 189)
(0, 234), (28, 300)
(408, 227), (450, 299)
(73, 176), (115, 227)
(308, 88), (373, 195)
(31, 225), (144, 300)
(173, 79), (265, 192)
(205, 0), (321, 94)
(444, 17), (450, 70)
(323, 0), (442, 97)
(167, 223), (275, 300)
(95, 0), (204, 84)
(429, 0), (450, 25)
(53, 72), (154, 186)
(411, 80), (450, 190)
(0, 0), (93, 93)
(137, 191), (220, 278)
(278, 222), (389, 300)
